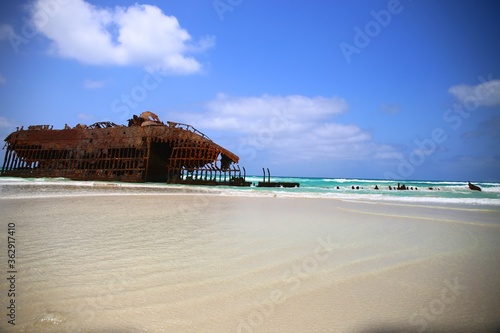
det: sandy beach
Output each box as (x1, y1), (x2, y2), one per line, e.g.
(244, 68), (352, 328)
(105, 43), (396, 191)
(1, 193), (499, 332)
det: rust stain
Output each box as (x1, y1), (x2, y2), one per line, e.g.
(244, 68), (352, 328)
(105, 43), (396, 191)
(1, 111), (251, 186)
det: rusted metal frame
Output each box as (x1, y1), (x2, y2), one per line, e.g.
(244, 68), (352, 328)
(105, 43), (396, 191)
(111, 148), (118, 172)
(9, 148), (18, 171)
(27, 147), (36, 169)
(130, 147), (136, 171)
(38, 149), (47, 169)
(123, 148), (131, 172)
(28, 146), (35, 168)
(52, 149), (60, 170)
(30, 146), (40, 169)
(2, 147), (13, 173)
(6, 149), (15, 172)
(54, 150), (62, 170)
(89, 149), (96, 172)
(1, 147), (10, 174)
(122, 148), (128, 171)
(12, 146), (21, 171)
(21, 146), (30, 169)
(88, 149), (96, 172)
(106, 149), (112, 172)
(132, 146), (138, 172)
(111, 149), (118, 176)
(2, 145), (13, 173)
(64, 150), (71, 170)
(12, 149), (21, 170)
(113, 148), (120, 175)
(19, 145), (30, 171)
(14, 146), (25, 170)
(124, 147), (131, 172)
(130, 148), (136, 170)
(46, 149), (52, 170)
(99, 149), (105, 174)
(105, 149), (111, 174)
(139, 145), (147, 179)
(42, 149), (49, 168)
(128, 147), (134, 172)
(119, 148), (129, 175)
(52, 149), (59, 170)
(14, 151), (21, 170)
(210, 164), (218, 181)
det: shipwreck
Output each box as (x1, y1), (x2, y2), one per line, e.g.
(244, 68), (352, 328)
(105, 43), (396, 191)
(0, 111), (251, 186)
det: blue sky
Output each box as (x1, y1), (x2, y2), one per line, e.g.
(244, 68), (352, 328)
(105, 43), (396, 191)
(0, 0), (499, 181)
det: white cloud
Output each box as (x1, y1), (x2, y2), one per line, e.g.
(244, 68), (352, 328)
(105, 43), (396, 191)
(30, 0), (213, 74)
(448, 79), (500, 107)
(0, 73), (6, 85)
(170, 93), (400, 162)
(188, 93), (349, 132)
(82, 79), (107, 89)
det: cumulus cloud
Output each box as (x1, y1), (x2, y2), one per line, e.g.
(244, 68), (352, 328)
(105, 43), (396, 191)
(174, 94), (348, 133)
(30, 0), (213, 74)
(170, 93), (400, 162)
(448, 79), (500, 107)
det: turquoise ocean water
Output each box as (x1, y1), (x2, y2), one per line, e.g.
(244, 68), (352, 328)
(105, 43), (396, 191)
(1, 176), (499, 206)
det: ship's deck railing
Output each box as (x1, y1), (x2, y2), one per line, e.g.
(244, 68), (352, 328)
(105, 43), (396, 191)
(87, 121), (122, 129)
(27, 125), (52, 130)
(167, 121), (212, 141)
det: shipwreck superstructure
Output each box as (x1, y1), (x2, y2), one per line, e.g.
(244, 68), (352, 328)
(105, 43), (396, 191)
(1, 111), (250, 185)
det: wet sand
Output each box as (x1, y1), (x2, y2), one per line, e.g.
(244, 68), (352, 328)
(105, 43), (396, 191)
(1, 194), (499, 332)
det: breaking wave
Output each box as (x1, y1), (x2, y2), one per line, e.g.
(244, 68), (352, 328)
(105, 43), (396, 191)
(0, 176), (499, 206)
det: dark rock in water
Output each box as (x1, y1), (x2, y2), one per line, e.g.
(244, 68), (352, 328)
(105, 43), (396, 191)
(468, 181), (481, 191)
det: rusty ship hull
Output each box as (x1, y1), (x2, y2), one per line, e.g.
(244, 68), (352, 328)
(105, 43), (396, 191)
(1, 112), (250, 185)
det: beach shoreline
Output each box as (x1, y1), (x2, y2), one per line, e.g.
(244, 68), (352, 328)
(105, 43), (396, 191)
(1, 177), (500, 208)
(1, 192), (499, 332)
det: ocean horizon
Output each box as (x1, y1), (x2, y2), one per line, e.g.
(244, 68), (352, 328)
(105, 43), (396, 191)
(1, 175), (499, 206)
